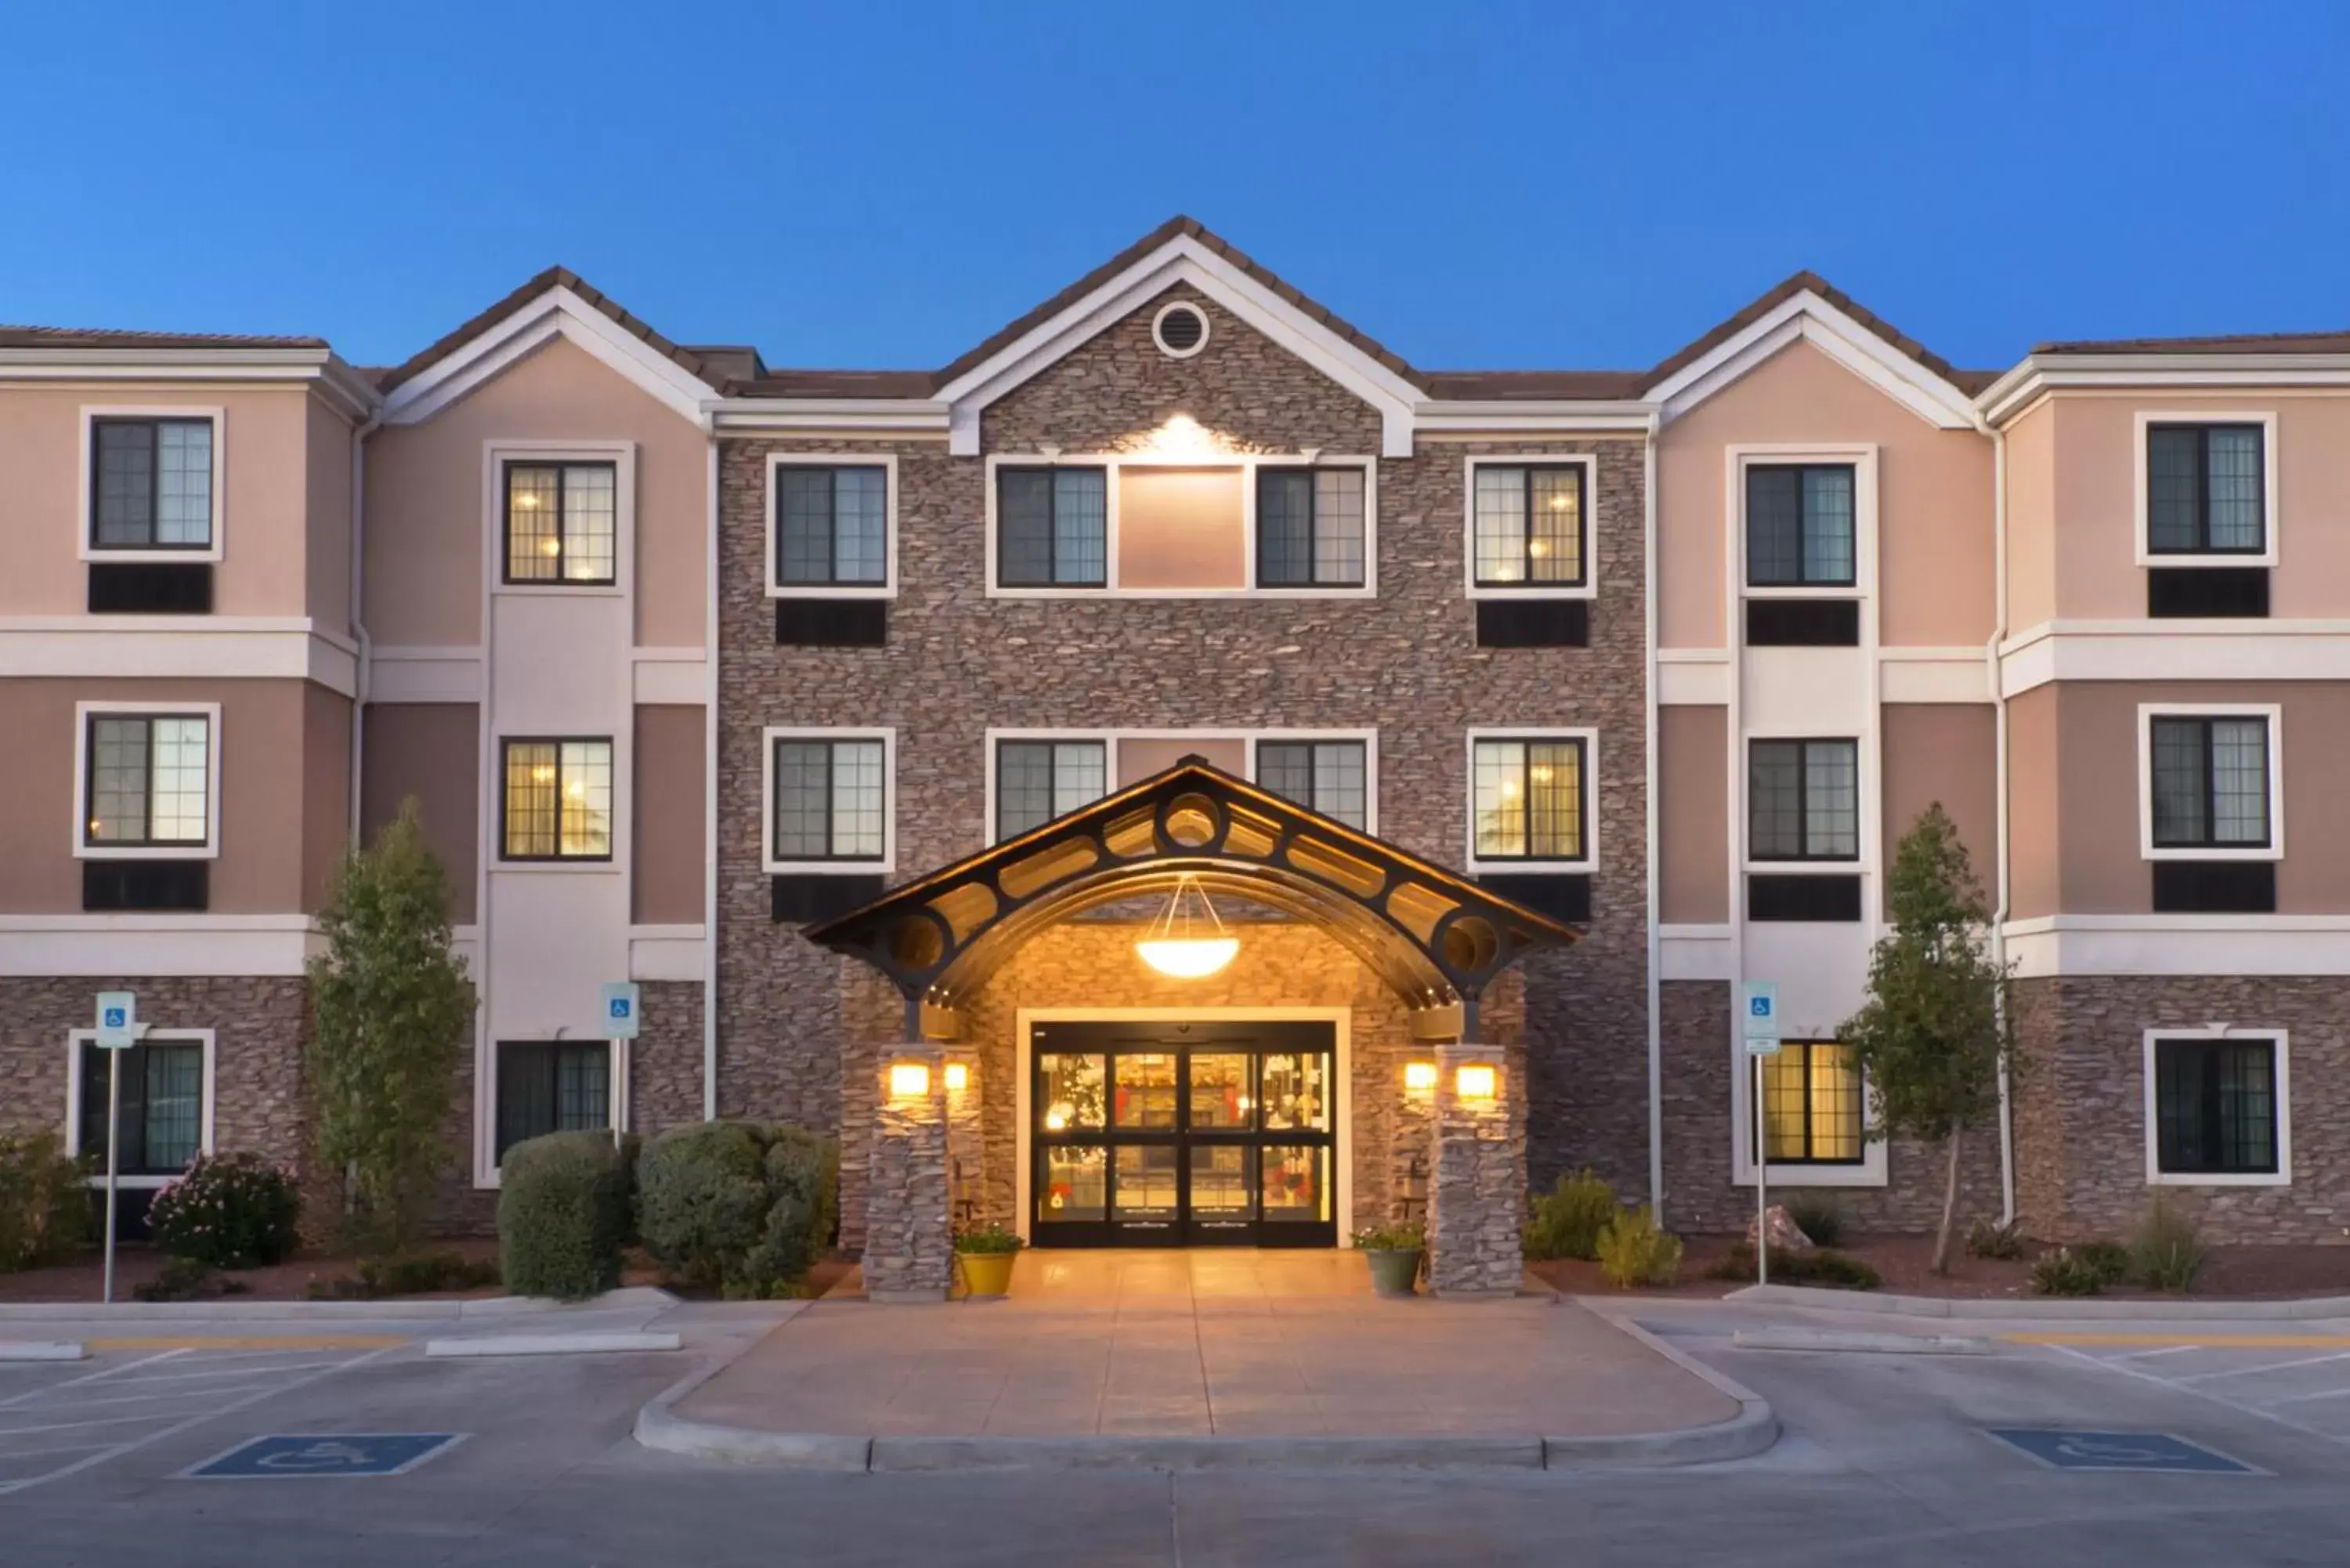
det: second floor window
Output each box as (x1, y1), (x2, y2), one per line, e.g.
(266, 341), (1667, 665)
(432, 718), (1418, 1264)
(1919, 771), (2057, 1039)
(1258, 468), (1367, 587)
(504, 461), (617, 585)
(2148, 424), (2265, 555)
(1746, 464), (1856, 587)
(501, 739), (613, 861)
(772, 737), (886, 861)
(2150, 714), (2270, 849)
(776, 465), (888, 587)
(92, 417), (213, 550)
(85, 713), (210, 848)
(999, 467), (1108, 587)
(1257, 740), (1368, 829)
(1758, 1040), (1863, 1165)
(1473, 464), (1585, 587)
(1472, 737), (1586, 861)
(996, 740), (1108, 839)
(1749, 739), (1859, 861)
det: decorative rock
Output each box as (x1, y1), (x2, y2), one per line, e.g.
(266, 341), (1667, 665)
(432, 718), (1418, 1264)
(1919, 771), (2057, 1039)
(1745, 1204), (1815, 1255)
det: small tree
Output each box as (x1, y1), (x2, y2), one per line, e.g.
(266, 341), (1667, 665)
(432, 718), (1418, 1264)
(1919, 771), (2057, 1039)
(1840, 804), (2014, 1275)
(308, 800), (475, 1252)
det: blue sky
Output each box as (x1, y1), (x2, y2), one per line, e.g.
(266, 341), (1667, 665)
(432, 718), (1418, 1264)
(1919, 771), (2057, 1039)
(3, 1), (2344, 376)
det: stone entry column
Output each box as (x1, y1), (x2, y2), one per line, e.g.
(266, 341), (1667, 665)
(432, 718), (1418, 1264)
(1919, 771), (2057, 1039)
(1426, 1042), (1524, 1299)
(944, 1049), (984, 1234)
(862, 1044), (952, 1302)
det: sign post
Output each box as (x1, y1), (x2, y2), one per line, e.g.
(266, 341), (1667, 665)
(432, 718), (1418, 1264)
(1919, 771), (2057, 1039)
(600, 984), (641, 1143)
(93, 992), (138, 1306)
(1738, 982), (1781, 1288)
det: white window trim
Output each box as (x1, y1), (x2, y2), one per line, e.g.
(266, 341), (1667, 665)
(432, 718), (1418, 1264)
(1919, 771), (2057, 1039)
(982, 727), (1381, 846)
(2137, 703), (2283, 862)
(1461, 454), (1599, 601)
(1733, 444), (1878, 602)
(1740, 731), (1867, 873)
(64, 1027), (218, 1190)
(78, 406), (227, 565)
(762, 725), (897, 874)
(1462, 726), (1599, 873)
(2134, 411), (2280, 568)
(1730, 1036), (1889, 1189)
(765, 453), (899, 600)
(481, 1036), (627, 1188)
(982, 451), (1379, 600)
(2142, 1026), (2290, 1188)
(484, 439), (636, 600)
(72, 700), (222, 861)
(1151, 300), (1211, 360)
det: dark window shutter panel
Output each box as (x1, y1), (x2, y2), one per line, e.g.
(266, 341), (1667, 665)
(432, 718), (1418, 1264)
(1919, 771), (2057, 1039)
(2153, 861), (2276, 913)
(1473, 872), (1591, 923)
(2148, 568), (2269, 619)
(83, 861), (209, 912)
(1746, 873), (1864, 922)
(1476, 599), (1589, 649)
(1744, 598), (1860, 646)
(776, 599), (888, 648)
(88, 563), (213, 614)
(772, 873), (887, 923)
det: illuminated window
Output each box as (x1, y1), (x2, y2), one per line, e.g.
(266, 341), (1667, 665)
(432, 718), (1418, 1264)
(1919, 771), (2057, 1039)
(1472, 737), (1585, 861)
(504, 461), (616, 585)
(1473, 464), (1585, 587)
(501, 738), (613, 861)
(1757, 1041), (1863, 1165)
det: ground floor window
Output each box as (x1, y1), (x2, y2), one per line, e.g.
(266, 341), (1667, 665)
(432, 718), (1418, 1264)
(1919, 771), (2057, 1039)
(496, 1040), (611, 1163)
(78, 1039), (204, 1176)
(2153, 1035), (2279, 1176)
(1755, 1040), (1863, 1165)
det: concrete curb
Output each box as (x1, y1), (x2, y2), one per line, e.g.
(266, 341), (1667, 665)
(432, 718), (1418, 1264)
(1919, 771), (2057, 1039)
(1730, 1327), (1991, 1356)
(873, 1435), (1545, 1472)
(0, 1341), (85, 1362)
(0, 1284), (678, 1324)
(1727, 1284), (2350, 1321)
(1574, 1311), (1780, 1468)
(426, 1330), (682, 1358)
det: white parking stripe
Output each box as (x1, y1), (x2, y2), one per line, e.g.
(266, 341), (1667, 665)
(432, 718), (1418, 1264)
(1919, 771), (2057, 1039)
(2112, 1345), (2202, 1362)
(2177, 1349), (2350, 1384)
(0, 1345), (396, 1497)
(2051, 1343), (2350, 1450)
(2259, 1382), (2350, 1409)
(98, 1360), (353, 1389)
(0, 1411), (199, 1440)
(0, 1350), (186, 1411)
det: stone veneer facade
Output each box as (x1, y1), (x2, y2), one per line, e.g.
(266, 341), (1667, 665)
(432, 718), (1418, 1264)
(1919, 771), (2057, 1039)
(714, 284), (1648, 1253)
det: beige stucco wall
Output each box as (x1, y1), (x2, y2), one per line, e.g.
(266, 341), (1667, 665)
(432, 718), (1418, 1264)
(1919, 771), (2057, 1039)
(0, 677), (330, 915)
(2005, 393), (2350, 623)
(2001, 398), (2056, 633)
(1115, 735), (1248, 786)
(1116, 467), (1246, 589)
(1658, 704), (1728, 923)
(1880, 703), (1998, 915)
(2004, 681), (2350, 916)
(301, 685), (353, 911)
(305, 396), (356, 640)
(363, 334), (707, 649)
(1656, 337), (1994, 649)
(634, 703), (705, 925)
(0, 385), (349, 619)
(360, 702), (479, 922)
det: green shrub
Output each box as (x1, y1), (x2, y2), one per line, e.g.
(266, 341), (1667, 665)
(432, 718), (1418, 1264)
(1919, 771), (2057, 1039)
(1965, 1218), (2023, 1260)
(498, 1132), (632, 1302)
(1595, 1205), (1683, 1288)
(636, 1122), (840, 1299)
(2031, 1247), (2108, 1297)
(1711, 1241), (1881, 1290)
(1352, 1222), (1425, 1252)
(2074, 1240), (2132, 1287)
(146, 1152), (302, 1270)
(360, 1249), (501, 1296)
(2132, 1198), (2207, 1293)
(1524, 1168), (1616, 1261)
(955, 1223), (1026, 1255)
(0, 1131), (89, 1271)
(1782, 1196), (1845, 1249)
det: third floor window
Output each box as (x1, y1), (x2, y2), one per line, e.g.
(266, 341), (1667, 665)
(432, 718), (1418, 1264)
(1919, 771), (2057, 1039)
(1258, 468), (1367, 588)
(1746, 464), (1855, 587)
(2148, 424), (2265, 555)
(85, 712), (211, 848)
(776, 464), (888, 587)
(1749, 739), (1859, 862)
(998, 467), (1108, 587)
(504, 461), (616, 585)
(92, 417), (213, 551)
(2149, 714), (2270, 850)
(1472, 736), (1587, 862)
(1472, 464), (1585, 588)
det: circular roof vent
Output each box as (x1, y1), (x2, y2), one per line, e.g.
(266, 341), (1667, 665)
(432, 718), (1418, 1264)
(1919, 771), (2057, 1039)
(1152, 301), (1209, 359)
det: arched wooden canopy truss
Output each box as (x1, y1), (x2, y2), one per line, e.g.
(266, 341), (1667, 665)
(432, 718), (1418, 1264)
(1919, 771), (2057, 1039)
(801, 758), (1580, 1043)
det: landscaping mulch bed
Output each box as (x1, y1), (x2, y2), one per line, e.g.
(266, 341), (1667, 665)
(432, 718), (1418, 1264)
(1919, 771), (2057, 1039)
(1536, 1232), (2350, 1302)
(0, 1236), (506, 1306)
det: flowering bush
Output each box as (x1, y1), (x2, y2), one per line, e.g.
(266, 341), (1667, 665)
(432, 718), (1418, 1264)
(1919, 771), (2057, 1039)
(146, 1152), (302, 1270)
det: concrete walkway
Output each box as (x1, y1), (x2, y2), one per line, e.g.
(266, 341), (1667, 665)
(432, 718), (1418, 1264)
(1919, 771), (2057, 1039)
(649, 1252), (1763, 1468)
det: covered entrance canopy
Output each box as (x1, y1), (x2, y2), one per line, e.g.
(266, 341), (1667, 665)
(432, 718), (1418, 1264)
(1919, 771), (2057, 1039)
(802, 757), (1579, 1042)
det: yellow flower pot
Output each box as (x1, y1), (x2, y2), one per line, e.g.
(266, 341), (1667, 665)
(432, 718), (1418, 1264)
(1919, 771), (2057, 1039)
(958, 1251), (1018, 1297)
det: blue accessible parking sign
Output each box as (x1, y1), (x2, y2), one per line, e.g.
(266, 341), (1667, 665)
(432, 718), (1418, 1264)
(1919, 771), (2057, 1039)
(183, 1433), (468, 1479)
(1986, 1429), (2257, 1474)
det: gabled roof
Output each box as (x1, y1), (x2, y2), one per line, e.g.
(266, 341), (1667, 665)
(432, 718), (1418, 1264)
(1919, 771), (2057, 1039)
(1642, 270), (1999, 397)
(0, 323), (327, 350)
(2034, 327), (2350, 356)
(374, 266), (716, 394)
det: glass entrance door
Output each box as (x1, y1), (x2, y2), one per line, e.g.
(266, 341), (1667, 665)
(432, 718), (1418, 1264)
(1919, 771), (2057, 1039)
(1030, 1021), (1337, 1248)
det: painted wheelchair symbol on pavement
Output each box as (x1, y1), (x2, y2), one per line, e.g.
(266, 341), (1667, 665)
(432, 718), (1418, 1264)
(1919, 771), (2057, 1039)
(182, 1433), (468, 1479)
(1986, 1428), (2258, 1474)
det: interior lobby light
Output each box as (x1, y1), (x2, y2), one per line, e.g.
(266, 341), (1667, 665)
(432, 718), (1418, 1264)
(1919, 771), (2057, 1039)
(1455, 1063), (1499, 1101)
(1137, 872), (1238, 979)
(944, 1061), (970, 1093)
(1404, 1060), (1438, 1095)
(888, 1060), (931, 1099)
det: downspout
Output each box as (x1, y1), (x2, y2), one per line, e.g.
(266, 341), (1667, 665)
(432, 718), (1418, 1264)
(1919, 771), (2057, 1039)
(1972, 408), (2016, 1227)
(347, 412), (383, 845)
(701, 422), (721, 1122)
(1643, 409), (1665, 1212)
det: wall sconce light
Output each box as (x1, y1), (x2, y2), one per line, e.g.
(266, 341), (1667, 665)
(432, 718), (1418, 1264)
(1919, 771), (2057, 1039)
(945, 1061), (970, 1093)
(888, 1060), (931, 1100)
(1455, 1063), (1499, 1101)
(1404, 1061), (1438, 1096)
